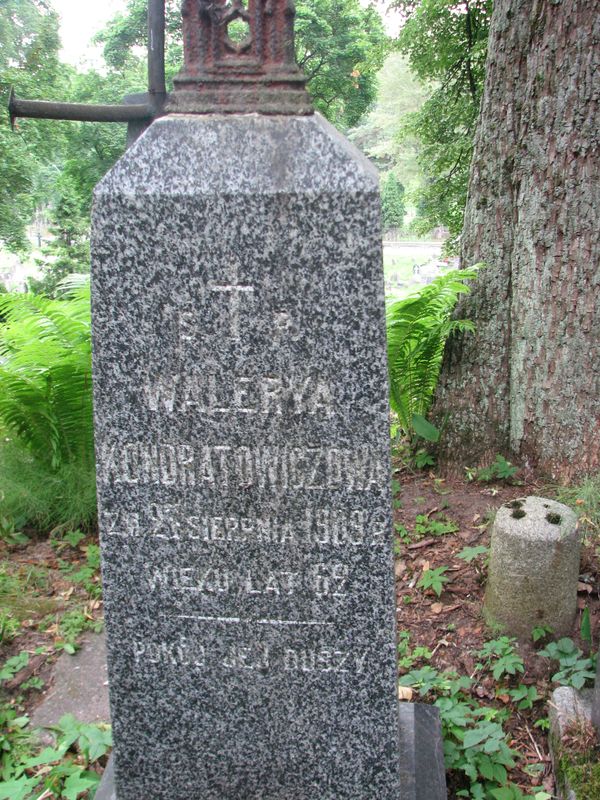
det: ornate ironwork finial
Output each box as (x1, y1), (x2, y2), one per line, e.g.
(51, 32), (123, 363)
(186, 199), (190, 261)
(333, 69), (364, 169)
(166, 0), (313, 115)
(8, 0), (312, 141)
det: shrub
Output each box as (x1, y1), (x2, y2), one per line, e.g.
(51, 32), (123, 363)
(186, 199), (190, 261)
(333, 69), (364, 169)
(0, 277), (96, 533)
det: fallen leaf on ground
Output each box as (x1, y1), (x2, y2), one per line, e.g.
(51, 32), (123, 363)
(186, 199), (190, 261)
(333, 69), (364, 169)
(395, 561), (407, 578)
(431, 603), (444, 614)
(398, 686), (414, 701)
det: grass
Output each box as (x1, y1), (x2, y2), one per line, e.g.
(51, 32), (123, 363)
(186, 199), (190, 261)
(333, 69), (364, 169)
(383, 253), (429, 301)
(0, 565), (64, 628)
(0, 439), (97, 536)
(555, 472), (600, 536)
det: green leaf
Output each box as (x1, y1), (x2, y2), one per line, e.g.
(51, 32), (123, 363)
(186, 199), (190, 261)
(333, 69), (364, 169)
(0, 652), (29, 683)
(580, 607), (592, 645)
(22, 746), (66, 769)
(386, 268), (478, 432)
(462, 726), (490, 749)
(62, 770), (100, 800)
(0, 776), (39, 800)
(411, 413), (440, 442)
(456, 545), (488, 563)
(490, 790), (511, 800)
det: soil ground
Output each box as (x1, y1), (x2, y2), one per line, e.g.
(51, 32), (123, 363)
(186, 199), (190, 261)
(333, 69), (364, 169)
(393, 463), (599, 797)
(1, 465), (598, 798)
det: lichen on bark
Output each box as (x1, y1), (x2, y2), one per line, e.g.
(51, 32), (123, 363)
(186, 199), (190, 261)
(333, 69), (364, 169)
(433, 0), (600, 479)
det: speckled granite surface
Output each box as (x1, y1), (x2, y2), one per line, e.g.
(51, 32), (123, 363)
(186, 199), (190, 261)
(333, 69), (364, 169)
(91, 113), (415, 799)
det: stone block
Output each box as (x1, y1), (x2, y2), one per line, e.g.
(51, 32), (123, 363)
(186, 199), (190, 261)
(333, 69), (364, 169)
(97, 702), (447, 800)
(549, 686), (597, 800)
(30, 634), (109, 740)
(484, 496), (579, 639)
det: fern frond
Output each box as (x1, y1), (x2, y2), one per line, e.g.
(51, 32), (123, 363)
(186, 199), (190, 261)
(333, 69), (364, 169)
(0, 281), (93, 471)
(386, 267), (479, 432)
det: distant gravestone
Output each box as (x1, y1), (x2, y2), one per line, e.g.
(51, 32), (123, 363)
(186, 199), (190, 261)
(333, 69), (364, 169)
(90, 2), (446, 799)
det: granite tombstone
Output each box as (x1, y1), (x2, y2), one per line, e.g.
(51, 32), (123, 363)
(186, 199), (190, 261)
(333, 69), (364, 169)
(91, 2), (446, 799)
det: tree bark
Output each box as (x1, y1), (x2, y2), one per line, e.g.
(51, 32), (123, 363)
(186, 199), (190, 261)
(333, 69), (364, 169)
(434, 0), (600, 479)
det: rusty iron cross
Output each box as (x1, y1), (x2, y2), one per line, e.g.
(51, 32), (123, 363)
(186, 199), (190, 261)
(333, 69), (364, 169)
(9, 0), (312, 143)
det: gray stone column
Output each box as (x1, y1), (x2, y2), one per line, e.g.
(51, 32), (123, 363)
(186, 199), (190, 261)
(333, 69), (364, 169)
(92, 114), (415, 800)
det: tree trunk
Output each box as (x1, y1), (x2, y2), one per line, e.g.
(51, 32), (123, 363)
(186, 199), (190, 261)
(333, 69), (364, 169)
(434, 0), (600, 479)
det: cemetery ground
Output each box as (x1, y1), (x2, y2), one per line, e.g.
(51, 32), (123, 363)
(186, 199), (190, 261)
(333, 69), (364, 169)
(0, 463), (598, 799)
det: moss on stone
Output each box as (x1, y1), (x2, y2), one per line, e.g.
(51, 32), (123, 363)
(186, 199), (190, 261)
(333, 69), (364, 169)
(560, 754), (600, 800)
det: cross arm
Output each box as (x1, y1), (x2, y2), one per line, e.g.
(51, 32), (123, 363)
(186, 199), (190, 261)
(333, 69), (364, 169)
(8, 90), (154, 129)
(8, 0), (166, 129)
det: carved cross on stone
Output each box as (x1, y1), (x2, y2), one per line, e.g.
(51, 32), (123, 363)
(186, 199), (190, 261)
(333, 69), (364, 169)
(168, 0), (312, 114)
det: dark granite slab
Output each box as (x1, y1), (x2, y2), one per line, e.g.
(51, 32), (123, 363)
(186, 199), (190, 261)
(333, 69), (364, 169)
(96, 702), (447, 800)
(91, 113), (424, 799)
(398, 704), (447, 800)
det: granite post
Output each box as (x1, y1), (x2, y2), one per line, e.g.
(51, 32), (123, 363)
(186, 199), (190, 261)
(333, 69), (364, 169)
(91, 3), (446, 799)
(484, 496), (580, 639)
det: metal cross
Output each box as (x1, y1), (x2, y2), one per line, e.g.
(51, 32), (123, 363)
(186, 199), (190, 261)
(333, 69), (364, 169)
(8, 0), (312, 141)
(9, 0), (167, 146)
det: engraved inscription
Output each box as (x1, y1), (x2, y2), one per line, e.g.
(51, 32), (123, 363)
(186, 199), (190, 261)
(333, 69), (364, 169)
(222, 645), (270, 670)
(313, 563), (348, 597)
(145, 564), (348, 598)
(147, 566), (300, 596)
(102, 507), (388, 545)
(131, 638), (368, 675)
(103, 444), (386, 491)
(143, 373), (332, 417)
(132, 636), (206, 667)
(101, 510), (141, 538)
(283, 648), (368, 674)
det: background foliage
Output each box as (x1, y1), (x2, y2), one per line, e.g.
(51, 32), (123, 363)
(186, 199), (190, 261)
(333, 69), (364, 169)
(392, 0), (492, 245)
(0, 278), (96, 532)
(381, 172), (407, 233)
(0, 0), (389, 289)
